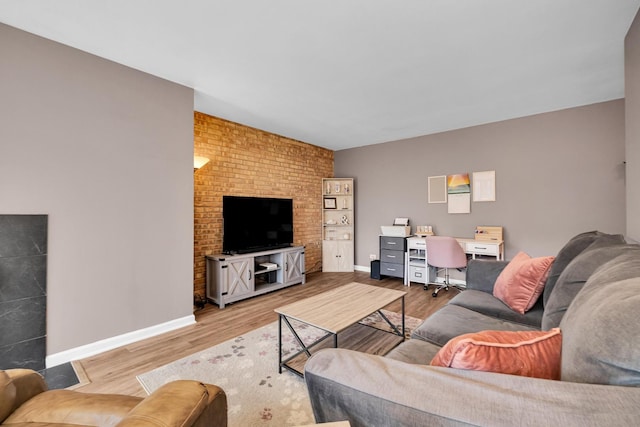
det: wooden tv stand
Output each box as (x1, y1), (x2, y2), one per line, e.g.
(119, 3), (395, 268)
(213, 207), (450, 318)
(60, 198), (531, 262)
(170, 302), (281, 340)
(205, 246), (305, 308)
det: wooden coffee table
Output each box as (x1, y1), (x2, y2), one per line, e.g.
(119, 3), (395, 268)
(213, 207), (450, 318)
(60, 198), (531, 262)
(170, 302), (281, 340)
(275, 282), (407, 377)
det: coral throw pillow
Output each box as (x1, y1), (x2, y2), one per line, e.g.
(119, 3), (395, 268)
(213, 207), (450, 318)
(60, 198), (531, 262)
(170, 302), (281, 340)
(493, 251), (555, 314)
(430, 329), (562, 379)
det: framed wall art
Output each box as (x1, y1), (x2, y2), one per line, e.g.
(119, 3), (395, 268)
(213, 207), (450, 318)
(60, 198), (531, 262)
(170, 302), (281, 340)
(473, 170), (496, 202)
(428, 175), (447, 204)
(323, 197), (337, 209)
(447, 173), (471, 214)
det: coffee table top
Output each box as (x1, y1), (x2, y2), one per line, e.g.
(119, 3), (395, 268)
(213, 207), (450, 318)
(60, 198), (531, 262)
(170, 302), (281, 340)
(274, 282), (406, 334)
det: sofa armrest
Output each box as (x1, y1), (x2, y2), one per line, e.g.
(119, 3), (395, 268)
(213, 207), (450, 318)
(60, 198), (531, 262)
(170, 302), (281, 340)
(117, 380), (227, 427)
(5, 369), (48, 410)
(305, 349), (640, 427)
(465, 259), (509, 293)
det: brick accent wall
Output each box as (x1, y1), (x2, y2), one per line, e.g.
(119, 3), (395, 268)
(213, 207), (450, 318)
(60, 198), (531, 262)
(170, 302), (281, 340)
(193, 112), (334, 299)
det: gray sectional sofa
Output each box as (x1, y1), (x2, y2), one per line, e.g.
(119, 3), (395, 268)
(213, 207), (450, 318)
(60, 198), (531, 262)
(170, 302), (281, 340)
(304, 231), (640, 426)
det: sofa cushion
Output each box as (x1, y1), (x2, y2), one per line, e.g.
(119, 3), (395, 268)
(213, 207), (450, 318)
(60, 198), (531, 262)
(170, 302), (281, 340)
(543, 231), (625, 307)
(542, 244), (640, 330)
(560, 251), (640, 386)
(493, 252), (555, 314)
(120, 380), (212, 426)
(4, 390), (140, 425)
(412, 304), (539, 347)
(449, 289), (543, 328)
(464, 259), (510, 293)
(385, 339), (442, 365)
(430, 328), (562, 380)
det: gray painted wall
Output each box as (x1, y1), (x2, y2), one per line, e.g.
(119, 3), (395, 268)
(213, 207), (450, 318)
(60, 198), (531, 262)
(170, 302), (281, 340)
(335, 100), (626, 268)
(0, 24), (195, 355)
(626, 9), (640, 242)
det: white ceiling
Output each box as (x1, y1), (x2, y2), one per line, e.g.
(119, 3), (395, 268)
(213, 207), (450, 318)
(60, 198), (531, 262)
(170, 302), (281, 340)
(1, 1), (639, 151)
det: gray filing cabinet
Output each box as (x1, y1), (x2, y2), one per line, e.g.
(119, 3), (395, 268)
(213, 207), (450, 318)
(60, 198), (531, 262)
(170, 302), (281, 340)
(379, 235), (406, 279)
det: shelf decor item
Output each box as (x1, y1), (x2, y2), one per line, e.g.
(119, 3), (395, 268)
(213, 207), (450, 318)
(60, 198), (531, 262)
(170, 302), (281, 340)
(324, 197), (337, 209)
(416, 225), (434, 236)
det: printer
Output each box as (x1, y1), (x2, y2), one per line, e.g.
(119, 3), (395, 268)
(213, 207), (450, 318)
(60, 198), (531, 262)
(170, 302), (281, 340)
(380, 217), (411, 237)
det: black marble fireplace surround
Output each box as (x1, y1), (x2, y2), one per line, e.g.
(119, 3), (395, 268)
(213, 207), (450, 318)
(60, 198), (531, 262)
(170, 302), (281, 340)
(0, 214), (48, 371)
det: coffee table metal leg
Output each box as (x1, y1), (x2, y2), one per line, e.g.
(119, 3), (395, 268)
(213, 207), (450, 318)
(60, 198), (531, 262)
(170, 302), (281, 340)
(278, 314), (282, 373)
(377, 310), (402, 336)
(377, 297), (406, 339)
(278, 315), (334, 377)
(402, 295), (405, 341)
(282, 316), (312, 357)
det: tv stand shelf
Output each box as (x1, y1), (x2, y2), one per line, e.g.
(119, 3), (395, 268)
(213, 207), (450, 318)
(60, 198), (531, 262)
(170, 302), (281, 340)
(255, 267), (281, 275)
(206, 246), (305, 309)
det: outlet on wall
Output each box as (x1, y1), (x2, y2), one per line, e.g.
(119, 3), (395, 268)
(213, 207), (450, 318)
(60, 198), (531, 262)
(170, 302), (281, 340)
(369, 254), (377, 260)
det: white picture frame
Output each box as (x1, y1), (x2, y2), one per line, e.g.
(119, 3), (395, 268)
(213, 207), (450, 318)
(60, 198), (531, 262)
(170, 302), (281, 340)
(472, 170), (496, 202)
(428, 175), (447, 203)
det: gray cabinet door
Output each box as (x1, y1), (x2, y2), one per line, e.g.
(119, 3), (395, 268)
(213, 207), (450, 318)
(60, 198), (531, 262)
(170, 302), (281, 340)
(225, 258), (254, 297)
(284, 249), (305, 284)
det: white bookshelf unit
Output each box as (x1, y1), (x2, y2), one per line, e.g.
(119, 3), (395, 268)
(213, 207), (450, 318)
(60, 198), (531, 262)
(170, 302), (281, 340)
(322, 178), (354, 272)
(206, 246), (305, 308)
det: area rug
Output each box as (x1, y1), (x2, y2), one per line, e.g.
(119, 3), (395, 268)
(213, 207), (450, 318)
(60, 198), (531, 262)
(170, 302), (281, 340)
(137, 309), (422, 427)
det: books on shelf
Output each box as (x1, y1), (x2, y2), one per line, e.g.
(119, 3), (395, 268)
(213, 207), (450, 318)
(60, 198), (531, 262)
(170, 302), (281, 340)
(259, 262), (278, 271)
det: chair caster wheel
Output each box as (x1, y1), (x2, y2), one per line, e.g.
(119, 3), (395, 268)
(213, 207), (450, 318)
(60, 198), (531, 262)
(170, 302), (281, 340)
(432, 292), (438, 297)
(423, 285), (429, 291)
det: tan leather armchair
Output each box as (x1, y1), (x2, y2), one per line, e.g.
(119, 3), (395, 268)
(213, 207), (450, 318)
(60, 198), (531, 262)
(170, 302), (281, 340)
(0, 369), (227, 426)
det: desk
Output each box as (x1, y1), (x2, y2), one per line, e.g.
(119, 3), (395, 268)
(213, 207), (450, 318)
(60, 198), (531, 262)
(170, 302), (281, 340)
(405, 236), (504, 286)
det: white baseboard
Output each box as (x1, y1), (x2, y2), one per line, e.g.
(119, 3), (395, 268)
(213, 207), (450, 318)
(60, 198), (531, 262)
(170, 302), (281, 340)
(46, 315), (196, 368)
(355, 264), (370, 272)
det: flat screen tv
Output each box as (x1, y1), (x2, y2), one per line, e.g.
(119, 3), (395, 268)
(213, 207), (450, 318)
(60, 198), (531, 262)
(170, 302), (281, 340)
(223, 196), (294, 254)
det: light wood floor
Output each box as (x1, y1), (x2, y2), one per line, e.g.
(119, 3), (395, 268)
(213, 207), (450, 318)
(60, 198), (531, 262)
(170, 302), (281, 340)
(73, 271), (457, 397)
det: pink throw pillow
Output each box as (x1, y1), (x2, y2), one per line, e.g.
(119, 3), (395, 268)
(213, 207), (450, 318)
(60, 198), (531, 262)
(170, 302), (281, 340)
(430, 328), (562, 380)
(493, 251), (555, 314)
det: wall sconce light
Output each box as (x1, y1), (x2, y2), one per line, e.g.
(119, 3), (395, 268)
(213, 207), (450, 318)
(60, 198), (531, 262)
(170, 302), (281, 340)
(194, 156), (210, 171)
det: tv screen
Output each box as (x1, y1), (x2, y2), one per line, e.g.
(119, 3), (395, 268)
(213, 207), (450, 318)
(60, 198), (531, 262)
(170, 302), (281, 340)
(223, 196), (294, 254)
